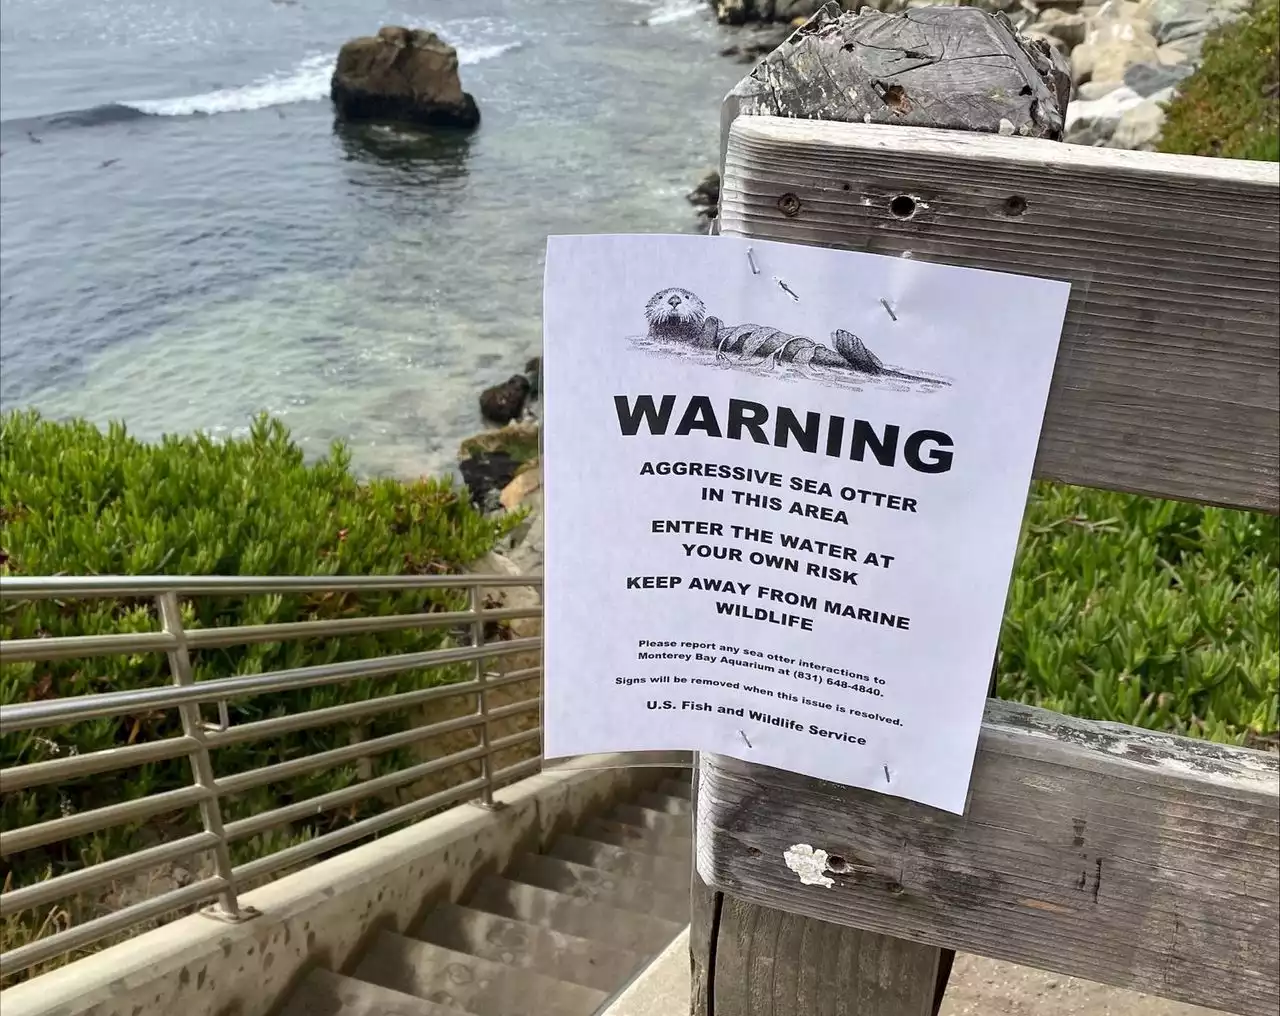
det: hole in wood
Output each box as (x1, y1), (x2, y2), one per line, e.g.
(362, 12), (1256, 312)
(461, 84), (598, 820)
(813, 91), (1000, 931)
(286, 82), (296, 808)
(1003, 195), (1028, 217)
(841, 182), (851, 191)
(826, 854), (850, 872)
(777, 192), (802, 217)
(890, 195), (916, 219)
(874, 81), (912, 115)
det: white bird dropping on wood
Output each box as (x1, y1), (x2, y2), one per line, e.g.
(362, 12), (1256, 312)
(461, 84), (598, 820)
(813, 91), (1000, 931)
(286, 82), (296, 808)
(784, 844), (835, 888)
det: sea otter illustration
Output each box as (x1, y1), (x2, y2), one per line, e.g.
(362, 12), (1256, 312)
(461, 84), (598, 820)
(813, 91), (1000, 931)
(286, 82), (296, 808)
(642, 287), (945, 386)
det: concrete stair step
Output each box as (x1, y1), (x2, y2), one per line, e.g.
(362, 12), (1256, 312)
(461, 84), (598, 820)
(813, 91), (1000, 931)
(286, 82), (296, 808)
(467, 875), (683, 956)
(411, 901), (645, 993)
(657, 777), (692, 799)
(636, 791), (692, 815)
(506, 853), (689, 924)
(578, 818), (692, 859)
(278, 968), (466, 1016)
(548, 834), (692, 890)
(612, 803), (693, 837)
(352, 931), (605, 1016)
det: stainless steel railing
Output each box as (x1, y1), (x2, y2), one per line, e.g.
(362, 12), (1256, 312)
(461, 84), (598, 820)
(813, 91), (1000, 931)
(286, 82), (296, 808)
(0, 574), (544, 978)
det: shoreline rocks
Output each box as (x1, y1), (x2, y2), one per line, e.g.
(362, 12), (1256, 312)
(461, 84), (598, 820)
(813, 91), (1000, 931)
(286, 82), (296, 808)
(687, 170), (721, 222)
(1051, 0), (1248, 149)
(331, 27), (480, 130)
(479, 375), (531, 425)
(465, 453), (544, 662)
(478, 357), (541, 425)
(463, 357), (543, 508)
(710, 0), (828, 24)
(718, 24), (794, 61)
(458, 421), (539, 510)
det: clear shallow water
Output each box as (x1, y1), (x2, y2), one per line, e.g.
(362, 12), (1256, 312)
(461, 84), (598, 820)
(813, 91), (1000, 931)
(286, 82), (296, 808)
(0, 0), (741, 477)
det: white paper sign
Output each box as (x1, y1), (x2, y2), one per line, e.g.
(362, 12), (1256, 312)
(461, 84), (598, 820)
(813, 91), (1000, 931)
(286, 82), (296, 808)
(541, 233), (1070, 814)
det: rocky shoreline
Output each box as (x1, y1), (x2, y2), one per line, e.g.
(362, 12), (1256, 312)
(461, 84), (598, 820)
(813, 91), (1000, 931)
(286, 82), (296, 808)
(461, 358), (542, 511)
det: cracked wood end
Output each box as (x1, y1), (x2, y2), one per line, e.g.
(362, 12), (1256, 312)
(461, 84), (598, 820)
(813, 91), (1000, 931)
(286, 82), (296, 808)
(719, 2), (1071, 174)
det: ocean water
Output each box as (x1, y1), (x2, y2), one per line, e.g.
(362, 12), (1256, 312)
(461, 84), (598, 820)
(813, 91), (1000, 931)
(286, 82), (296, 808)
(0, 0), (743, 478)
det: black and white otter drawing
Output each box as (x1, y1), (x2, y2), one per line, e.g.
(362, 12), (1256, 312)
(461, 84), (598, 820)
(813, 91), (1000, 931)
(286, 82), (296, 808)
(639, 287), (949, 390)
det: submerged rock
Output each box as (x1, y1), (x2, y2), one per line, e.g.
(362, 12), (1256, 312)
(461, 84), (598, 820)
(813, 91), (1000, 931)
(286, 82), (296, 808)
(331, 27), (480, 129)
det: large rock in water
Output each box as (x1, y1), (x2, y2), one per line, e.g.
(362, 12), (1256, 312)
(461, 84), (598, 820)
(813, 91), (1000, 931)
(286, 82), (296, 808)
(330, 27), (480, 129)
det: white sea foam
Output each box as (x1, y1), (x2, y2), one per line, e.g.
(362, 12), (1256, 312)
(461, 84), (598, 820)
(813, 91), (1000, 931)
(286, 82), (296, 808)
(124, 40), (523, 118)
(645, 2), (705, 25)
(125, 54), (334, 116)
(458, 40), (525, 64)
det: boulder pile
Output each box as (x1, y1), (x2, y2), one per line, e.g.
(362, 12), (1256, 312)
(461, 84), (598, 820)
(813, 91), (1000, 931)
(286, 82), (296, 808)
(1041, 0), (1250, 148)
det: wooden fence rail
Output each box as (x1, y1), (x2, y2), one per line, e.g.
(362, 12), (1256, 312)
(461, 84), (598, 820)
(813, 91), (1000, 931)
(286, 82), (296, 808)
(692, 5), (1280, 1016)
(720, 117), (1280, 513)
(695, 703), (1280, 1015)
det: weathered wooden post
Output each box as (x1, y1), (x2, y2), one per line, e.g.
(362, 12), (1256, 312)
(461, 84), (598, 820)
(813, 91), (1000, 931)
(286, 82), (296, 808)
(692, 4), (1280, 1015)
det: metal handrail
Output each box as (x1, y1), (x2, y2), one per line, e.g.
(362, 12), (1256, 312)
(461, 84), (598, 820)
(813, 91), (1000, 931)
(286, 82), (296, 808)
(1, 638), (543, 733)
(0, 604), (543, 662)
(0, 574), (542, 598)
(0, 572), (545, 979)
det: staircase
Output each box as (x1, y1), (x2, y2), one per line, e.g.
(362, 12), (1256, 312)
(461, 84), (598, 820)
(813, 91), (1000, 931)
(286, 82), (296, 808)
(278, 776), (693, 1016)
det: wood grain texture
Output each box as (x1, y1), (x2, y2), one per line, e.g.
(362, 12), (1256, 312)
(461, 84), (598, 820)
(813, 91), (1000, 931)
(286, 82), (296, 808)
(720, 115), (1280, 512)
(713, 894), (942, 1016)
(690, 764), (719, 1016)
(719, 3), (1071, 173)
(695, 700), (1280, 1016)
(696, 749), (940, 1016)
(702, 13), (1070, 1012)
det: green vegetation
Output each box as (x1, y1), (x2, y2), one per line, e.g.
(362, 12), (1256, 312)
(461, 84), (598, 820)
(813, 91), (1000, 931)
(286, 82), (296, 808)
(0, 411), (521, 880)
(0, 409), (1276, 971)
(1041, 0), (1280, 742)
(1000, 484), (1278, 746)
(1159, 0), (1279, 161)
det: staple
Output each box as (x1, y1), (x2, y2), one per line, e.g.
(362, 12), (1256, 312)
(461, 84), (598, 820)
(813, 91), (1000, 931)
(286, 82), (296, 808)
(746, 247), (760, 275)
(738, 729), (753, 748)
(774, 277), (799, 301)
(880, 298), (898, 322)
(883, 764), (892, 783)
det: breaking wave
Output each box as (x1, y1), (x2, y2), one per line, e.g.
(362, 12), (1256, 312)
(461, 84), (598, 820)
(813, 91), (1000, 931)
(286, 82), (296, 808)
(2, 41), (524, 131)
(644, 2), (705, 25)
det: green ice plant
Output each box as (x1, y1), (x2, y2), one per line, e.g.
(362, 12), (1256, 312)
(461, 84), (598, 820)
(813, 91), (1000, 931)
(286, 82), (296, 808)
(999, 481), (1279, 745)
(0, 410), (520, 877)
